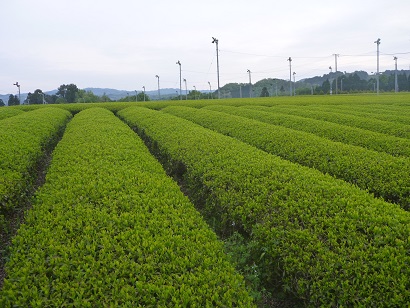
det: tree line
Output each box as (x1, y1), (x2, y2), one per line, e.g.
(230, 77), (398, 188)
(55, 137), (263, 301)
(2, 72), (410, 106)
(220, 71), (410, 97)
(2, 84), (117, 106)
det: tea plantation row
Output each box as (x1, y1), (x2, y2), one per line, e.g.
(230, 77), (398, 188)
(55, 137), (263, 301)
(1, 97), (410, 307)
(118, 106), (410, 307)
(1, 108), (253, 307)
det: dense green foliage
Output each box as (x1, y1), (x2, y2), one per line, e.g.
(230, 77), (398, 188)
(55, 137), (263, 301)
(118, 106), (410, 307)
(0, 108), (72, 229)
(252, 105), (410, 139)
(1, 108), (253, 307)
(163, 106), (410, 208)
(295, 104), (410, 125)
(202, 105), (410, 157)
(0, 108), (24, 120)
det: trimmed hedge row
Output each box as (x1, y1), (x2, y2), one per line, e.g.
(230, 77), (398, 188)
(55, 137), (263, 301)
(299, 104), (410, 126)
(163, 105), (410, 209)
(118, 106), (410, 307)
(0, 108), (72, 213)
(0, 108), (253, 307)
(0, 108), (24, 120)
(247, 104), (410, 139)
(202, 105), (410, 158)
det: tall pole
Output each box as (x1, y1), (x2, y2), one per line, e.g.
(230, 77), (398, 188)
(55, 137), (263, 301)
(374, 38), (381, 95)
(394, 56), (398, 93)
(193, 85), (197, 100)
(239, 85), (242, 98)
(176, 60), (182, 100)
(287, 57), (292, 96)
(212, 37), (220, 99)
(333, 54), (339, 94)
(13, 82), (21, 104)
(293, 72), (296, 96)
(183, 78), (188, 100)
(247, 69), (252, 98)
(155, 75), (160, 99)
(208, 81), (212, 99)
(142, 86), (145, 102)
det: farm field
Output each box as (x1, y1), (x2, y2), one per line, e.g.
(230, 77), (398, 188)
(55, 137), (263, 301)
(1, 93), (410, 307)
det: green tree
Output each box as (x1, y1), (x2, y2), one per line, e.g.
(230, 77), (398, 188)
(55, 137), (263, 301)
(27, 89), (44, 104)
(187, 90), (202, 100)
(137, 92), (150, 101)
(260, 87), (270, 97)
(77, 90), (100, 103)
(101, 93), (112, 102)
(321, 79), (330, 94)
(280, 85), (285, 94)
(0, 99), (4, 107)
(8, 95), (19, 106)
(398, 73), (408, 92)
(57, 84), (79, 103)
(55, 97), (66, 104)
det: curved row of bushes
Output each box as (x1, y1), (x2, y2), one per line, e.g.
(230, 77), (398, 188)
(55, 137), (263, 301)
(298, 104), (410, 125)
(0, 108), (72, 230)
(249, 105), (410, 139)
(202, 105), (410, 158)
(163, 106), (410, 209)
(118, 106), (410, 307)
(0, 108), (24, 120)
(1, 108), (253, 307)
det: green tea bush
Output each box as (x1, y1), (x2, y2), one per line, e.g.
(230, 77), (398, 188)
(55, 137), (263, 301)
(0, 108), (72, 230)
(203, 105), (410, 158)
(1, 108), (253, 307)
(119, 106), (410, 307)
(163, 105), (410, 209)
(252, 104), (410, 139)
(0, 108), (24, 120)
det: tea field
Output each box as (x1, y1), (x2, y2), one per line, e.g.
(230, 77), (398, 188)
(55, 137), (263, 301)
(1, 94), (409, 307)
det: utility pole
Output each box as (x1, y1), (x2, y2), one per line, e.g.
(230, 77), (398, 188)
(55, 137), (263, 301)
(293, 72), (296, 96)
(287, 57), (292, 96)
(212, 37), (220, 99)
(208, 81), (212, 99)
(13, 82), (21, 104)
(183, 78), (188, 100)
(394, 56), (398, 93)
(193, 85), (197, 100)
(374, 38), (381, 95)
(142, 86), (146, 102)
(155, 75), (160, 99)
(333, 54), (339, 94)
(239, 85), (242, 98)
(176, 60), (182, 100)
(247, 69), (252, 98)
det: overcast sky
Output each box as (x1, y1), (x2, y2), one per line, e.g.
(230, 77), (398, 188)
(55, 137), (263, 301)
(1, 0), (410, 94)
